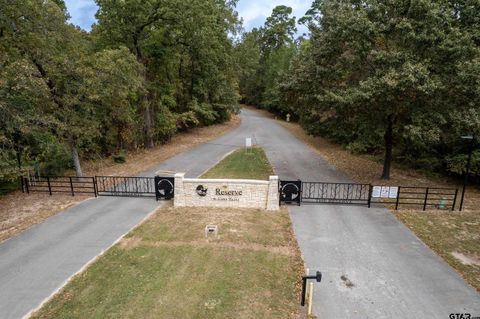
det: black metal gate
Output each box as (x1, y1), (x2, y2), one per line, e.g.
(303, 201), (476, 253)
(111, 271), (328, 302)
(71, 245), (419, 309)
(280, 180), (372, 207)
(301, 181), (371, 206)
(95, 176), (157, 198)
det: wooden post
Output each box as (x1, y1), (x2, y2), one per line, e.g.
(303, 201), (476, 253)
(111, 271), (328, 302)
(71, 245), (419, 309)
(307, 282), (314, 315)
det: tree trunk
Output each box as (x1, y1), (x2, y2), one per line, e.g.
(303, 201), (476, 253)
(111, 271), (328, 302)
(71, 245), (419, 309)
(144, 104), (154, 148)
(70, 142), (83, 177)
(117, 125), (124, 150)
(381, 115), (394, 180)
(133, 34), (155, 149)
(13, 131), (22, 169)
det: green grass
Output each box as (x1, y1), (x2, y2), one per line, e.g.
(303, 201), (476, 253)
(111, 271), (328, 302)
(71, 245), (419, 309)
(32, 147), (303, 319)
(202, 147), (274, 180)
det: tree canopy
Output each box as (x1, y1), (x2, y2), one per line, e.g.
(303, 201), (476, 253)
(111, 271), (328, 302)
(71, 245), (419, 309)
(1, 0), (240, 182)
(237, 0), (480, 180)
(1, 0), (479, 187)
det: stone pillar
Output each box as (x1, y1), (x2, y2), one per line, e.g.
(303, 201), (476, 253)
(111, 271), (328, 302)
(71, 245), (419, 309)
(174, 173), (186, 207)
(266, 175), (280, 211)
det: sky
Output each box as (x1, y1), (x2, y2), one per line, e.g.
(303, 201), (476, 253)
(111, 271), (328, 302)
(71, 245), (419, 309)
(64, 0), (311, 35)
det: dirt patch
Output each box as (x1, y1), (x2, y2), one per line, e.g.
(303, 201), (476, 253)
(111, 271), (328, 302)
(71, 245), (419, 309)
(0, 193), (92, 242)
(451, 252), (480, 266)
(119, 237), (143, 250)
(82, 115), (241, 177)
(0, 116), (241, 243)
(121, 238), (295, 256)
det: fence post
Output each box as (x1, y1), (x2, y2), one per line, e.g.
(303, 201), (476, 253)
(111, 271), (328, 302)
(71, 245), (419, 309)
(452, 188), (458, 211)
(93, 177), (98, 197)
(395, 186), (401, 210)
(367, 184), (372, 208)
(47, 176), (52, 195)
(423, 187), (429, 211)
(299, 180), (303, 206)
(69, 177), (74, 196)
(24, 177), (29, 194)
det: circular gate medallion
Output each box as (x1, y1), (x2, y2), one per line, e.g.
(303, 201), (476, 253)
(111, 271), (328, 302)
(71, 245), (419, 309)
(281, 183), (300, 201)
(157, 179), (174, 198)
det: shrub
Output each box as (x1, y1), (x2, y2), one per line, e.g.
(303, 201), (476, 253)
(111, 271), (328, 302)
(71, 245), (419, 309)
(112, 151), (126, 163)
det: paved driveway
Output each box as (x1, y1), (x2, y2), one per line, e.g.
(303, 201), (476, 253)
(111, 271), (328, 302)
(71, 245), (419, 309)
(242, 109), (480, 318)
(0, 109), (478, 319)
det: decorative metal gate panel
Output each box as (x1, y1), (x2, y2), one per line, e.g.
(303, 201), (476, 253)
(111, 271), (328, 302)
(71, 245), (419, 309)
(301, 182), (371, 206)
(280, 180), (372, 206)
(154, 176), (175, 200)
(95, 176), (156, 197)
(279, 180), (302, 205)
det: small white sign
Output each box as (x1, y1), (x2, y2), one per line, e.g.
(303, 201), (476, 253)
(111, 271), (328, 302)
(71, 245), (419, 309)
(380, 186), (390, 198)
(372, 186), (382, 198)
(372, 186), (399, 199)
(245, 138), (252, 148)
(388, 186), (399, 199)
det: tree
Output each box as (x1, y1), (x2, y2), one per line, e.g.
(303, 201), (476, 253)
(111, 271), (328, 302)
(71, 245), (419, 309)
(281, 0), (480, 179)
(94, 0), (240, 147)
(0, 0), (147, 177)
(235, 5), (297, 113)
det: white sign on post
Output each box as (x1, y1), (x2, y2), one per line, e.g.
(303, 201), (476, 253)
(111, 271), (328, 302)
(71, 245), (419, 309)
(388, 186), (399, 199)
(380, 186), (390, 198)
(372, 186), (399, 199)
(245, 138), (252, 148)
(372, 186), (382, 198)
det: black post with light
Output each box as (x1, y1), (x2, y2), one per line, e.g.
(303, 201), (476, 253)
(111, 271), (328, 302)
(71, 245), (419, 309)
(300, 271), (322, 306)
(459, 135), (475, 211)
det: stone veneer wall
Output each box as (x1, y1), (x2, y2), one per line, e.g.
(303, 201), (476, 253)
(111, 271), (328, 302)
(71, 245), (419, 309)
(173, 173), (279, 211)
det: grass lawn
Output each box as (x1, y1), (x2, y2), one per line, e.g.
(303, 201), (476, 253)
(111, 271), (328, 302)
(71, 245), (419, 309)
(32, 147), (304, 319)
(202, 147), (274, 180)
(395, 211), (480, 291)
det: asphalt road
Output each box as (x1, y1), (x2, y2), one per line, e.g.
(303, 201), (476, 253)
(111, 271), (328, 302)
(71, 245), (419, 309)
(241, 109), (479, 318)
(0, 109), (478, 318)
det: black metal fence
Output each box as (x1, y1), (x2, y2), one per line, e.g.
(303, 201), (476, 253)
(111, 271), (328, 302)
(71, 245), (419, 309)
(280, 180), (459, 211)
(21, 175), (173, 200)
(19, 174), (459, 211)
(95, 176), (156, 197)
(301, 181), (371, 206)
(23, 176), (96, 196)
(372, 186), (458, 211)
